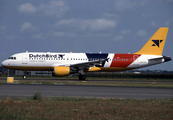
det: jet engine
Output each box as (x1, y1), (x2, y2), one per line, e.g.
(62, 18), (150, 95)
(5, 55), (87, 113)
(53, 66), (70, 77)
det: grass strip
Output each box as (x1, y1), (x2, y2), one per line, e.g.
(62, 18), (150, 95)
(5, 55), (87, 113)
(1, 79), (173, 88)
(0, 95), (173, 120)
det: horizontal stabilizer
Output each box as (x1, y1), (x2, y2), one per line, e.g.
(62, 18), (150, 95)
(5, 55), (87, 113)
(163, 56), (172, 62)
(149, 56), (171, 62)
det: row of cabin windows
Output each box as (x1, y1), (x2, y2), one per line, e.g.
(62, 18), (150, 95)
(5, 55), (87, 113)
(114, 59), (129, 61)
(29, 58), (88, 60)
(29, 58), (100, 61)
(29, 57), (129, 61)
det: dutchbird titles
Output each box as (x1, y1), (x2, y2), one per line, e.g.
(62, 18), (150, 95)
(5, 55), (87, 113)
(29, 54), (65, 62)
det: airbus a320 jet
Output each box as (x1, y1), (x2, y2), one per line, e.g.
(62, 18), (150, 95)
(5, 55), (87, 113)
(1, 27), (171, 80)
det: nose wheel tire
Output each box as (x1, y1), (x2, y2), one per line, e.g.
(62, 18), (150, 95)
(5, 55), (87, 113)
(22, 75), (27, 79)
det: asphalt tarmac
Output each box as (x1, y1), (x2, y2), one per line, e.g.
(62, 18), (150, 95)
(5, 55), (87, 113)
(1, 78), (173, 83)
(0, 84), (173, 99)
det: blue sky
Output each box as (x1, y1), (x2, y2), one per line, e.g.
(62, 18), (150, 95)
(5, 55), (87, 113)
(0, 0), (173, 70)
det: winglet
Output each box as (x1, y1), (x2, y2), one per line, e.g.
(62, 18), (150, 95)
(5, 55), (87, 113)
(135, 27), (169, 55)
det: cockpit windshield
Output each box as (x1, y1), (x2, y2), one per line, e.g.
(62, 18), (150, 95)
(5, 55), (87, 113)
(8, 57), (16, 60)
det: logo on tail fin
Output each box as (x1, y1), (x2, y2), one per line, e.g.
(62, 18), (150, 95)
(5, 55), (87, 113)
(152, 40), (163, 47)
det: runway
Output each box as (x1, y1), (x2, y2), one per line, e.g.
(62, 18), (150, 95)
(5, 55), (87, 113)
(1, 78), (173, 83)
(0, 84), (173, 99)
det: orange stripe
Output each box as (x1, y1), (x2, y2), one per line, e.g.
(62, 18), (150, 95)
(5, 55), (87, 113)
(85, 67), (133, 72)
(4, 66), (135, 72)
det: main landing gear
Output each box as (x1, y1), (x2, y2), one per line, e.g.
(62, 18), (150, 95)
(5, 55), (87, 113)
(78, 74), (86, 80)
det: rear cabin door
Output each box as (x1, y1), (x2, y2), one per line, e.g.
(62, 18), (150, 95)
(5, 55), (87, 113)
(133, 55), (139, 66)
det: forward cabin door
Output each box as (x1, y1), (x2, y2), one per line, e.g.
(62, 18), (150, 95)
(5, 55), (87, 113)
(66, 57), (73, 65)
(22, 53), (28, 64)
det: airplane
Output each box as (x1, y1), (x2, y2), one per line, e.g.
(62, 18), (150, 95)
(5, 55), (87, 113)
(1, 27), (172, 80)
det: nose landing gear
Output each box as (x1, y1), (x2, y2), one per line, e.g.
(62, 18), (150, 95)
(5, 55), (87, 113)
(22, 75), (27, 79)
(22, 71), (27, 79)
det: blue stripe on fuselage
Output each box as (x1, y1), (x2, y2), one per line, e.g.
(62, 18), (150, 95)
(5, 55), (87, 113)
(86, 53), (108, 67)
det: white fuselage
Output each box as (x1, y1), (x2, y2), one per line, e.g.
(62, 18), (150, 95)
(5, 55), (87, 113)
(1, 52), (166, 72)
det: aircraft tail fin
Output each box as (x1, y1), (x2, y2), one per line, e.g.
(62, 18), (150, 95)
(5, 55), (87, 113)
(135, 27), (169, 55)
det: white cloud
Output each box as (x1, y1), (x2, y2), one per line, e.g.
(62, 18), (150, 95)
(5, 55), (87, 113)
(18, 3), (36, 13)
(102, 13), (119, 19)
(54, 32), (65, 36)
(121, 30), (130, 35)
(151, 21), (156, 27)
(113, 36), (123, 41)
(21, 22), (32, 31)
(32, 33), (43, 39)
(81, 19), (116, 30)
(165, 0), (173, 3)
(164, 18), (173, 26)
(38, 0), (68, 17)
(53, 32), (78, 37)
(68, 33), (78, 37)
(0, 25), (7, 34)
(21, 22), (39, 32)
(136, 30), (146, 36)
(0, 25), (7, 30)
(56, 19), (75, 25)
(6, 35), (14, 40)
(18, 1), (68, 17)
(97, 33), (111, 37)
(114, 0), (147, 12)
(55, 19), (117, 30)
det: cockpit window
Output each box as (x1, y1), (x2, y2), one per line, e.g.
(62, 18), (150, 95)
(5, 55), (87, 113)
(8, 57), (16, 60)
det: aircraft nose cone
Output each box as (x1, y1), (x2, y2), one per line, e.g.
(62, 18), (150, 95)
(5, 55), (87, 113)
(1, 60), (8, 67)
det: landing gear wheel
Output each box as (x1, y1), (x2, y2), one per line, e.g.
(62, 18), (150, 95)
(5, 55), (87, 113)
(78, 75), (86, 80)
(22, 75), (27, 79)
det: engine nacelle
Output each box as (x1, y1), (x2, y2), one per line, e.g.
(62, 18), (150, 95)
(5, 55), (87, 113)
(53, 66), (70, 77)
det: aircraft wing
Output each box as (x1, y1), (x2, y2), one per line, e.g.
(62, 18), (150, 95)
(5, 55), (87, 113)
(70, 58), (108, 69)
